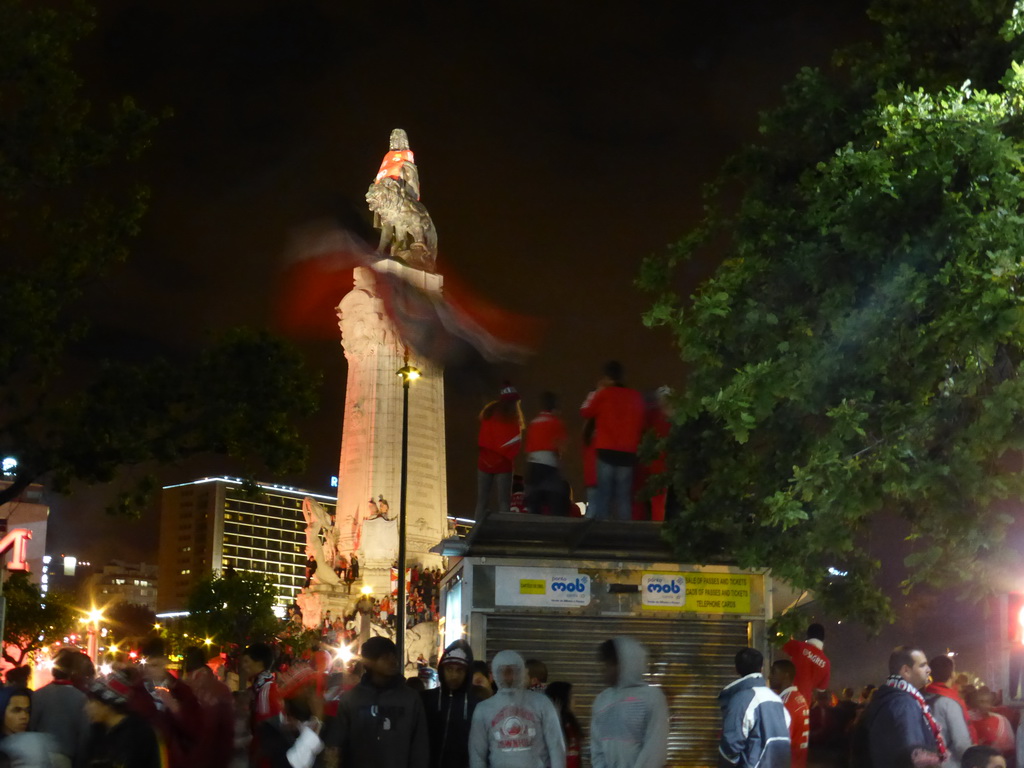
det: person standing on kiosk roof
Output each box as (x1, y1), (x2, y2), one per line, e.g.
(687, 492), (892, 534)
(782, 623), (830, 704)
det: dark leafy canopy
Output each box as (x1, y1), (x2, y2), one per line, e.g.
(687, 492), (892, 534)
(2, 573), (76, 666)
(0, 0), (318, 510)
(640, 0), (1024, 631)
(185, 571), (280, 647)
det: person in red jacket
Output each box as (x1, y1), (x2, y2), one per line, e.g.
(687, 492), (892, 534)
(474, 383), (524, 519)
(243, 642), (283, 768)
(525, 391), (569, 515)
(182, 646), (235, 768)
(579, 361), (645, 521)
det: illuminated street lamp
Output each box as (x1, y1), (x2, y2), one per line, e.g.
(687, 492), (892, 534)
(83, 608), (104, 664)
(396, 360), (421, 669)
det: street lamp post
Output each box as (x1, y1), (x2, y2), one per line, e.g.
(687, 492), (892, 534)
(396, 361), (420, 670)
(84, 608), (103, 665)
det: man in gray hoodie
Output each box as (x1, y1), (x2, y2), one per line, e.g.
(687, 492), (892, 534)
(590, 637), (669, 768)
(469, 650), (564, 768)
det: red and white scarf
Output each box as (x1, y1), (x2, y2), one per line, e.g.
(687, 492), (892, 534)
(884, 675), (948, 761)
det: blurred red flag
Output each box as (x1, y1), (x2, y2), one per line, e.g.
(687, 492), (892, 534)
(273, 222), (543, 364)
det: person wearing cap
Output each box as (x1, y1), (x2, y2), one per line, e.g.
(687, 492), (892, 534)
(579, 361), (646, 521)
(423, 640), (479, 768)
(474, 383), (525, 520)
(326, 636), (428, 768)
(84, 672), (162, 768)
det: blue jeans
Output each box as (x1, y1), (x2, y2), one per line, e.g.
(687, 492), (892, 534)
(475, 471), (511, 519)
(588, 460), (634, 521)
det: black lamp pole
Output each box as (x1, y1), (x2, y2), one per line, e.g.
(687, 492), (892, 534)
(396, 361), (420, 670)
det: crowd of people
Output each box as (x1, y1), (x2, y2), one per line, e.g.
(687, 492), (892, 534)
(721, 623), (1020, 768)
(287, 566), (443, 651)
(475, 361), (673, 522)
(0, 622), (1017, 768)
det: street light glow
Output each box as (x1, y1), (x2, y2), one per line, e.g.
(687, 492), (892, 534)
(397, 365), (421, 382)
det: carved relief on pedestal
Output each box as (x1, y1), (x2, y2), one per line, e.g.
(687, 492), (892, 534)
(338, 279), (404, 362)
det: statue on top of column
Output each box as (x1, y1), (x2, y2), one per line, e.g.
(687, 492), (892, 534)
(366, 128), (438, 273)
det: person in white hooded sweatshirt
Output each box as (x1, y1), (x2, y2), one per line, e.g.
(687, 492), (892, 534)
(469, 650), (565, 768)
(590, 637), (669, 768)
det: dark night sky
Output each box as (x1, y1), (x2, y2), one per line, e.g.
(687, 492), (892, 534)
(44, 0), (983, 686)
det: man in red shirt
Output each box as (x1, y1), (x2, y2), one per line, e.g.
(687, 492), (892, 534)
(579, 361), (645, 521)
(524, 391), (569, 515)
(783, 623), (831, 703)
(771, 659), (810, 768)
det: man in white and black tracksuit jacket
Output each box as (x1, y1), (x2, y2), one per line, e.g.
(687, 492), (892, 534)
(717, 648), (791, 768)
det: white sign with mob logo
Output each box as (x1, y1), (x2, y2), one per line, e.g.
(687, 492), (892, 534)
(495, 567), (592, 608)
(641, 573), (687, 608)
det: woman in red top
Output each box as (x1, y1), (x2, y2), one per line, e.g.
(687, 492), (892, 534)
(545, 682), (582, 768)
(474, 383), (524, 519)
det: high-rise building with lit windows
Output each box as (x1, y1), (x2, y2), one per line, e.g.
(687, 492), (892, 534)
(157, 477), (336, 612)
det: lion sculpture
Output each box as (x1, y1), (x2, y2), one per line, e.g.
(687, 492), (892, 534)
(366, 177), (438, 272)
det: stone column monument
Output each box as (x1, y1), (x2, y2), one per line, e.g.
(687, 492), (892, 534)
(335, 129), (447, 596)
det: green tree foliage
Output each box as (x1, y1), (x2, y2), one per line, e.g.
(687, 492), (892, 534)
(0, 0), (318, 510)
(3, 573), (75, 666)
(640, 1), (1024, 630)
(185, 571), (280, 647)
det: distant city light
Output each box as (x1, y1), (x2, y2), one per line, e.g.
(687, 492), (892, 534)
(160, 476), (335, 501)
(330, 476), (339, 488)
(827, 567), (849, 577)
(1, 457), (16, 476)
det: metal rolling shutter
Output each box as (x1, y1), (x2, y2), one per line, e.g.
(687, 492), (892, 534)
(485, 613), (749, 768)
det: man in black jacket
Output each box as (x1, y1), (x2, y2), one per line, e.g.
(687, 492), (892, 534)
(852, 646), (945, 768)
(327, 636), (428, 768)
(423, 641), (478, 768)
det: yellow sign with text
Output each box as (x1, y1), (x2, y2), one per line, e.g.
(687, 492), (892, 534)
(641, 572), (754, 613)
(518, 579), (546, 595)
(682, 573), (752, 614)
